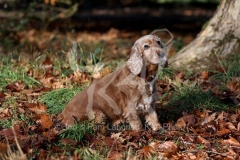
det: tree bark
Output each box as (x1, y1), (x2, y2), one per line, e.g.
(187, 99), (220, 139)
(169, 0), (240, 67)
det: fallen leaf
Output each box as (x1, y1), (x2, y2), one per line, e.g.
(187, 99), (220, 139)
(224, 136), (240, 146)
(174, 72), (184, 82)
(175, 118), (186, 129)
(61, 138), (78, 146)
(107, 151), (123, 160)
(227, 78), (240, 93)
(137, 146), (156, 157)
(0, 108), (11, 118)
(0, 92), (5, 102)
(196, 136), (211, 148)
(111, 132), (125, 143)
(104, 137), (115, 146)
(39, 113), (53, 130)
(187, 153), (197, 159)
(227, 147), (237, 157)
(0, 142), (8, 153)
(24, 103), (47, 114)
(237, 122), (240, 131)
(201, 71), (209, 80)
(215, 112), (224, 121)
(39, 149), (47, 159)
(217, 127), (231, 136)
(194, 109), (211, 118)
(150, 141), (177, 157)
(225, 122), (237, 131)
(181, 114), (196, 126)
(196, 151), (209, 159)
(201, 112), (216, 125)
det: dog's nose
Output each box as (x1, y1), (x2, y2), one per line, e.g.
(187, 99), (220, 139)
(157, 52), (165, 58)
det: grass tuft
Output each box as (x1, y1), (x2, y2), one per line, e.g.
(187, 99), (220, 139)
(211, 53), (240, 82)
(0, 65), (40, 90)
(74, 147), (106, 160)
(158, 67), (176, 80)
(40, 87), (85, 114)
(60, 121), (94, 142)
(164, 83), (228, 119)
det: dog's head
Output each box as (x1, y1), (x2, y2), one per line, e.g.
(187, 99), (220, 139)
(127, 35), (168, 75)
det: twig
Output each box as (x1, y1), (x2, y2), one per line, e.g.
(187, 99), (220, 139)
(106, 138), (117, 159)
(182, 149), (227, 157)
(150, 28), (174, 46)
(12, 126), (24, 156)
(213, 50), (227, 75)
(126, 147), (133, 160)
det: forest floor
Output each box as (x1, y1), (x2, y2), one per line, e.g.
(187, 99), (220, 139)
(0, 23), (240, 159)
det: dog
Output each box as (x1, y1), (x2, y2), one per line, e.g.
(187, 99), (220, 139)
(56, 34), (168, 131)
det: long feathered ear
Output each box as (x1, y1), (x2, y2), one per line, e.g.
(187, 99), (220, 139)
(127, 46), (143, 75)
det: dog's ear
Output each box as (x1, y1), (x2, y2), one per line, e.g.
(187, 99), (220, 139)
(127, 46), (143, 75)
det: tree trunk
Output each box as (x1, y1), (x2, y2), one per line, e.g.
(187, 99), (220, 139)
(169, 0), (240, 68)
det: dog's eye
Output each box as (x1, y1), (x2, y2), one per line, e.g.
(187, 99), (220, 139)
(157, 41), (164, 48)
(144, 45), (150, 50)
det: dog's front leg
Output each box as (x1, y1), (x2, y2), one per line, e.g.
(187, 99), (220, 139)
(125, 110), (143, 130)
(145, 107), (162, 131)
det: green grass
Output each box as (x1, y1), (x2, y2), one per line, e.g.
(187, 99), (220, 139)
(0, 64), (40, 91)
(74, 147), (106, 160)
(211, 53), (240, 82)
(158, 67), (176, 80)
(40, 87), (86, 114)
(164, 82), (228, 120)
(59, 121), (94, 141)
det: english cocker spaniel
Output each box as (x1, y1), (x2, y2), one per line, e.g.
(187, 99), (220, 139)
(56, 34), (168, 131)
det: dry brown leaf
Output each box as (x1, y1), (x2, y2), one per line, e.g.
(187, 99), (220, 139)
(215, 112), (224, 121)
(111, 132), (125, 143)
(0, 126), (22, 137)
(230, 114), (238, 122)
(104, 137), (115, 146)
(201, 112), (216, 125)
(0, 142), (8, 153)
(201, 71), (209, 80)
(0, 92), (5, 102)
(174, 72), (184, 82)
(217, 127), (231, 136)
(237, 122), (240, 131)
(107, 151), (123, 160)
(61, 138), (78, 146)
(227, 147), (237, 157)
(196, 136), (211, 148)
(22, 89), (34, 95)
(150, 141), (177, 158)
(181, 114), (196, 126)
(187, 153), (196, 159)
(224, 136), (240, 146)
(194, 110), (211, 118)
(227, 78), (240, 93)
(6, 82), (21, 91)
(175, 118), (186, 129)
(24, 103), (47, 114)
(39, 113), (53, 130)
(196, 151), (209, 159)
(225, 122), (237, 131)
(0, 108), (11, 118)
(39, 149), (47, 159)
(137, 146), (156, 158)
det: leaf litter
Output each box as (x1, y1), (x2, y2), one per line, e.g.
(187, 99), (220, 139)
(0, 29), (240, 159)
